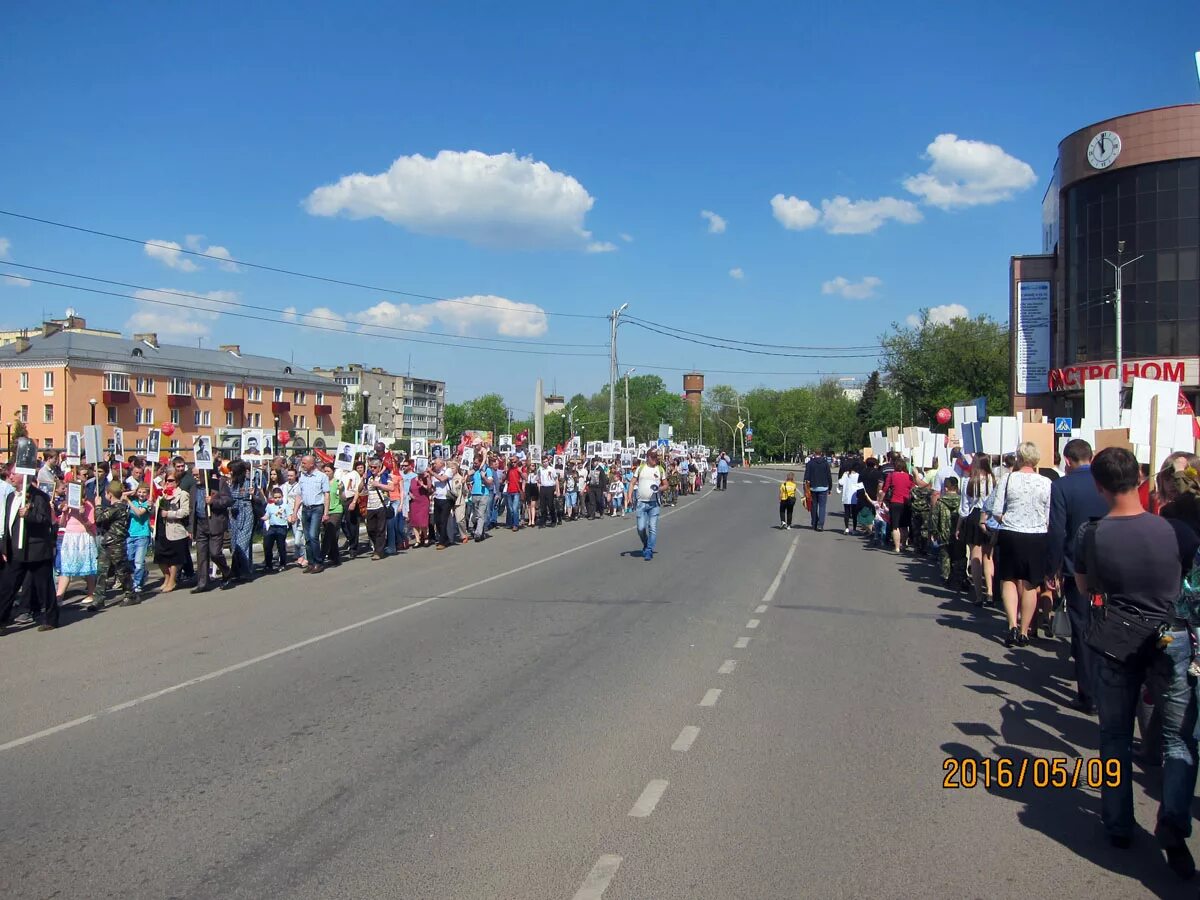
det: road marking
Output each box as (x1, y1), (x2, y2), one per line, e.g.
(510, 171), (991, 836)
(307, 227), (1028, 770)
(572, 854), (623, 900)
(699, 688), (722, 707)
(761, 535), (799, 607)
(629, 779), (669, 817)
(718, 659), (737, 674)
(734, 637), (750, 649)
(755, 604), (768, 613)
(746, 618), (760, 629)
(0, 492), (715, 755)
(672, 725), (700, 752)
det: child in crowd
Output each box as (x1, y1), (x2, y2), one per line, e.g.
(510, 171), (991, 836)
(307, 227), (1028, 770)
(933, 476), (965, 590)
(609, 470), (625, 516)
(125, 483), (152, 604)
(94, 480), (134, 608)
(262, 487), (290, 571)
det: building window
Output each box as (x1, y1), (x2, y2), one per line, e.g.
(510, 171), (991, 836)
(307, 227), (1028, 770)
(19, 405), (28, 423)
(19, 372), (28, 391)
(293, 390), (307, 404)
(170, 409), (180, 425)
(43, 404), (53, 423)
(104, 372), (130, 392)
(248, 386), (262, 402)
(225, 382), (236, 399)
(273, 387), (283, 402)
(136, 377), (155, 395)
(169, 377), (190, 396)
(226, 411), (235, 427)
(43, 438), (53, 449)
(244, 412), (261, 427)
(193, 381), (212, 399)
(201, 410), (210, 426)
(297, 414), (307, 429)
(106, 406), (118, 425)
(135, 407), (155, 425)
(43, 371), (54, 391)
(316, 391), (325, 405)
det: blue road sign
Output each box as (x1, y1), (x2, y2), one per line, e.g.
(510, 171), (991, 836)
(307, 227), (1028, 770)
(1054, 417), (1073, 435)
(657, 438), (669, 448)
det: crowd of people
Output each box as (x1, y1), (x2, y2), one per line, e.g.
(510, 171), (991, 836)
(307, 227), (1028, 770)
(0, 442), (719, 631)
(791, 440), (1200, 880)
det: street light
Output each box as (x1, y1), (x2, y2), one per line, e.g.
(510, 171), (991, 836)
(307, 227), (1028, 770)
(361, 390), (370, 434)
(623, 367), (636, 445)
(88, 398), (97, 426)
(1104, 239), (1144, 392)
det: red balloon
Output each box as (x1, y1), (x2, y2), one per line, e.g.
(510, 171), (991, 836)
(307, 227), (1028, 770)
(936, 408), (952, 425)
(160, 422), (176, 436)
(278, 430), (291, 445)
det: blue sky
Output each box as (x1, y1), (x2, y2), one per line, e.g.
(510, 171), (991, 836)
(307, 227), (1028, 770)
(2, 1), (1198, 410)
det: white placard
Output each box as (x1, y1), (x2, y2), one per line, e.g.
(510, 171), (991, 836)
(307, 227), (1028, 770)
(67, 481), (82, 510)
(361, 423), (377, 448)
(1174, 415), (1195, 454)
(430, 443), (446, 460)
(81, 425), (103, 466)
(260, 433), (275, 458)
(1015, 281), (1051, 395)
(146, 428), (161, 458)
(1084, 379), (1121, 429)
(498, 434), (514, 454)
(334, 441), (355, 471)
(65, 431), (82, 467)
(461, 446), (475, 467)
(1129, 377), (1179, 447)
(529, 444), (542, 461)
(112, 427), (125, 460)
(414, 457), (428, 474)
(410, 437), (428, 459)
(193, 435), (214, 470)
(240, 428), (264, 460)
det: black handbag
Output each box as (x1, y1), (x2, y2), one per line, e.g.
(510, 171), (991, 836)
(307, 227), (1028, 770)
(376, 489), (395, 519)
(1080, 522), (1165, 664)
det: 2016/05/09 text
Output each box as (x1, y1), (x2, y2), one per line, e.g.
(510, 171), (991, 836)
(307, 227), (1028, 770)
(943, 757), (1120, 790)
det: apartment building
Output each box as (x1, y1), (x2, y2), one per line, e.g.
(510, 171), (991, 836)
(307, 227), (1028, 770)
(0, 326), (340, 453)
(312, 364), (445, 443)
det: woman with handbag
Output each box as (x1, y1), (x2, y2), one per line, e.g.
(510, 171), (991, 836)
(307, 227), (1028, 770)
(959, 455), (996, 605)
(881, 456), (914, 553)
(985, 442), (1052, 647)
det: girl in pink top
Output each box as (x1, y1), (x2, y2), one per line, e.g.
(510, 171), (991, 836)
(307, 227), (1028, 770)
(57, 478), (99, 606)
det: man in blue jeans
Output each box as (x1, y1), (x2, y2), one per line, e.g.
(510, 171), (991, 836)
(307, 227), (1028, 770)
(803, 449), (832, 531)
(1074, 447), (1200, 877)
(627, 448), (666, 560)
(293, 454), (330, 573)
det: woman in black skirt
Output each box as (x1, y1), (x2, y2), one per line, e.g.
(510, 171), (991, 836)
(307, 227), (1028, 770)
(153, 472), (192, 593)
(984, 442), (1052, 647)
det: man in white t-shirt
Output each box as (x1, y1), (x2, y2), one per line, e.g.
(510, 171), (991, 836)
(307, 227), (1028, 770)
(537, 457), (559, 528)
(626, 448), (666, 560)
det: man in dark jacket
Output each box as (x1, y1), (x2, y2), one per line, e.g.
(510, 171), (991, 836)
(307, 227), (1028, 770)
(803, 449), (833, 531)
(0, 473), (58, 632)
(1047, 439), (1109, 713)
(190, 468), (233, 593)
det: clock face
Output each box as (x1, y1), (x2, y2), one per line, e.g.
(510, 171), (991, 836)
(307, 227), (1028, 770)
(1087, 130), (1122, 169)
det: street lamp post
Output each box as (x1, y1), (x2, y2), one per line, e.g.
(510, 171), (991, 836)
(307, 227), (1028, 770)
(623, 367), (636, 446)
(1104, 240), (1144, 392)
(89, 398), (97, 426)
(361, 390), (370, 437)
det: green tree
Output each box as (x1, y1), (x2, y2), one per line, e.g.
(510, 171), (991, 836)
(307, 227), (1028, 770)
(880, 312), (1010, 423)
(340, 404), (361, 442)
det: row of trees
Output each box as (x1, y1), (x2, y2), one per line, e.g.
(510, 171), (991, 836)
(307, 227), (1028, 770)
(405, 310), (1011, 458)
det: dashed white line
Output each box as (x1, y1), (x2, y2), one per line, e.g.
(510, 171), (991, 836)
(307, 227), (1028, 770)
(699, 688), (722, 707)
(629, 779), (669, 817)
(734, 637), (751, 649)
(671, 725), (700, 752)
(572, 854), (623, 900)
(746, 618), (760, 629)
(755, 604), (768, 614)
(718, 659), (738, 674)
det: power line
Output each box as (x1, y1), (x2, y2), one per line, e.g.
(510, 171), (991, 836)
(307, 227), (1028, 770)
(0, 208), (607, 321)
(623, 319), (880, 359)
(625, 362), (870, 376)
(0, 270), (610, 359)
(625, 313), (881, 351)
(0, 261), (607, 350)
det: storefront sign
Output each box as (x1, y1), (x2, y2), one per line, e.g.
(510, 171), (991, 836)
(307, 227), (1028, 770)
(1048, 356), (1200, 391)
(1015, 281), (1051, 395)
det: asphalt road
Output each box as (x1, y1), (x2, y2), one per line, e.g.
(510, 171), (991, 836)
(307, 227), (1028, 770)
(0, 473), (1191, 899)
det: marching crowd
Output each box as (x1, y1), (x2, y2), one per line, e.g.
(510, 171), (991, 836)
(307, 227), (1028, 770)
(0, 442), (720, 632)
(783, 440), (1200, 880)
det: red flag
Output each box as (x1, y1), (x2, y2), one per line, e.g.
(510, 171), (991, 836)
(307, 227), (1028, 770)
(515, 429), (529, 446)
(1178, 390), (1200, 439)
(314, 447), (333, 464)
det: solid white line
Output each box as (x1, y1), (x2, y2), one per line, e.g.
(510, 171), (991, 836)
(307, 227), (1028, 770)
(718, 659), (737, 674)
(572, 854), (623, 900)
(699, 688), (722, 707)
(0, 493), (715, 755)
(672, 725), (700, 752)
(629, 779), (669, 817)
(760, 535), (799, 607)
(746, 618), (760, 629)
(754, 604), (768, 614)
(734, 637), (750, 649)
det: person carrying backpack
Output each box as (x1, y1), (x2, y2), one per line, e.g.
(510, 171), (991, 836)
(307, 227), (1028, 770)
(626, 448), (666, 560)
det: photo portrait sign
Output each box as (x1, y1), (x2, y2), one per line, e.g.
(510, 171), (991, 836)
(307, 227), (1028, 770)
(193, 435), (214, 470)
(334, 441), (356, 471)
(240, 428), (265, 460)
(65, 431), (82, 467)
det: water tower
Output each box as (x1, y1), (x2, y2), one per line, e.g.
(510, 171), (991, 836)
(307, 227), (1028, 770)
(683, 372), (704, 410)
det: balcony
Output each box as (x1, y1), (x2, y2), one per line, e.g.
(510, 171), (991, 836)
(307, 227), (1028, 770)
(223, 397), (244, 411)
(314, 404), (333, 416)
(167, 394), (192, 408)
(271, 400), (291, 414)
(102, 389), (130, 405)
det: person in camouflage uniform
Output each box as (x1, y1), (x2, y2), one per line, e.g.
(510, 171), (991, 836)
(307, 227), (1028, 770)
(908, 482), (933, 554)
(932, 476), (964, 589)
(94, 481), (134, 608)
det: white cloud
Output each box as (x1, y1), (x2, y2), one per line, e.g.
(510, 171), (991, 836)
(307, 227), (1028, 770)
(0, 237), (10, 258)
(586, 241), (618, 254)
(125, 288), (239, 340)
(281, 306), (298, 322)
(619, 233), (634, 243)
(700, 210), (727, 234)
(903, 134), (1036, 209)
(821, 275), (882, 300)
(906, 303), (970, 328)
(729, 267), (744, 280)
(340, 294), (550, 339)
(305, 306), (348, 331)
(4, 275), (32, 287)
(771, 194), (820, 230)
(144, 240), (199, 272)
(819, 196), (923, 234)
(304, 149), (600, 250)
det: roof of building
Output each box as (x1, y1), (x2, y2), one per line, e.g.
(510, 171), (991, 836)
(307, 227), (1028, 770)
(0, 330), (332, 387)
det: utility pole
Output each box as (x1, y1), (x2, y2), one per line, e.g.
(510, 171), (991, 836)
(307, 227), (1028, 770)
(1105, 240), (1143, 396)
(623, 367), (636, 446)
(608, 303), (628, 442)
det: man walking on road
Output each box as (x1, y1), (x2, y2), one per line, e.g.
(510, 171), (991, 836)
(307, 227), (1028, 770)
(470, 456), (495, 541)
(628, 448), (666, 560)
(293, 454), (330, 573)
(715, 452), (731, 491)
(804, 448), (833, 531)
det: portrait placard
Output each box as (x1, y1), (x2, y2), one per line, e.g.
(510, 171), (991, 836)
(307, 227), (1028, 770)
(65, 431), (82, 467)
(67, 481), (82, 510)
(240, 429), (265, 460)
(82, 426), (103, 467)
(334, 441), (356, 471)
